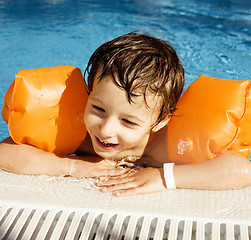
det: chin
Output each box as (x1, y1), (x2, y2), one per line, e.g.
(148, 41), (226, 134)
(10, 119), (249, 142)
(93, 148), (117, 160)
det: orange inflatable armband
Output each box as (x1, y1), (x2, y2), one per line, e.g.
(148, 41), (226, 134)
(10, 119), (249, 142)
(167, 75), (251, 164)
(2, 66), (88, 155)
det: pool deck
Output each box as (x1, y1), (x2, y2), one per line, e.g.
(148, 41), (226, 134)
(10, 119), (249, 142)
(0, 169), (250, 239)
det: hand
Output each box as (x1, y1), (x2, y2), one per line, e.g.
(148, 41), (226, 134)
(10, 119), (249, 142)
(96, 167), (167, 197)
(68, 157), (126, 179)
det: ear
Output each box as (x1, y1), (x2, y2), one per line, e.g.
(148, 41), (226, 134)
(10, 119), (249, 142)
(151, 116), (170, 132)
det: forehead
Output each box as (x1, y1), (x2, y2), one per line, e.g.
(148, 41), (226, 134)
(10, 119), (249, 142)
(91, 75), (162, 116)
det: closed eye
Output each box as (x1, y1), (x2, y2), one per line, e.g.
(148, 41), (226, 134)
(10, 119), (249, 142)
(92, 105), (105, 112)
(122, 118), (138, 127)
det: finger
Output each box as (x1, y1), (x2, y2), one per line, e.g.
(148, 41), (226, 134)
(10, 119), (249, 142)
(103, 160), (117, 166)
(97, 171), (136, 186)
(110, 169), (138, 179)
(99, 167), (126, 177)
(96, 176), (129, 187)
(100, 180), (139, 193)
(114, 187), (143, 197)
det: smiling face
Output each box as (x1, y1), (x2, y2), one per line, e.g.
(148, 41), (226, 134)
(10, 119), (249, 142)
(84, 74), (164, 160)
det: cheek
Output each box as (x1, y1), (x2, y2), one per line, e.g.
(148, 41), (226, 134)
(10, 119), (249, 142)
(83, 107), (96, 131)
(119, 127), (150, 145)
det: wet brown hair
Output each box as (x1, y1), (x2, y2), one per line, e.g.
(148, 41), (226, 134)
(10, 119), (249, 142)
(84, 32), (184, 126)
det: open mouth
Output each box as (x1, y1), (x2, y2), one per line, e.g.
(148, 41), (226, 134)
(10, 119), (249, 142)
(95, 136), (118, 149)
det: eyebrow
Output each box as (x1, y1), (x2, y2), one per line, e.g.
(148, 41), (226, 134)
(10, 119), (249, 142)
(90, 96), (104, 105)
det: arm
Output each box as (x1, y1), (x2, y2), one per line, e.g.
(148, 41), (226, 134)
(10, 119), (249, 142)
(0, 137), (125, 178)
(174, 150), (251, 189)
(97, 150), (251, 196)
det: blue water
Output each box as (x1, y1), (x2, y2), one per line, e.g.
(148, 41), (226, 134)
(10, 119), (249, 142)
(0, 0), (251, 140)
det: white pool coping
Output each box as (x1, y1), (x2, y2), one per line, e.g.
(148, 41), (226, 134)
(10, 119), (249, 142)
(0, 169), (250, 239)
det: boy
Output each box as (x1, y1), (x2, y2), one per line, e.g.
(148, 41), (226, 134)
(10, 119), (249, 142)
(0, 33), (250, 197)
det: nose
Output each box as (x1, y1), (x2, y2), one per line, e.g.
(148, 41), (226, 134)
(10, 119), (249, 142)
(99, 117), (117, 139)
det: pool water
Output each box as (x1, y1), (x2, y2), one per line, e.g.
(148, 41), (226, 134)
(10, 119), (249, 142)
(0, 0), (250, 140)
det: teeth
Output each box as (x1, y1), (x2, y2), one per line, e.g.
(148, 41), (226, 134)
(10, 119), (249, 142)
(100, 139), (115, 147)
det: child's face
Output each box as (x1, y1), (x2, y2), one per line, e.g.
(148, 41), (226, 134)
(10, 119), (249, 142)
(84, 74), (162, 160)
